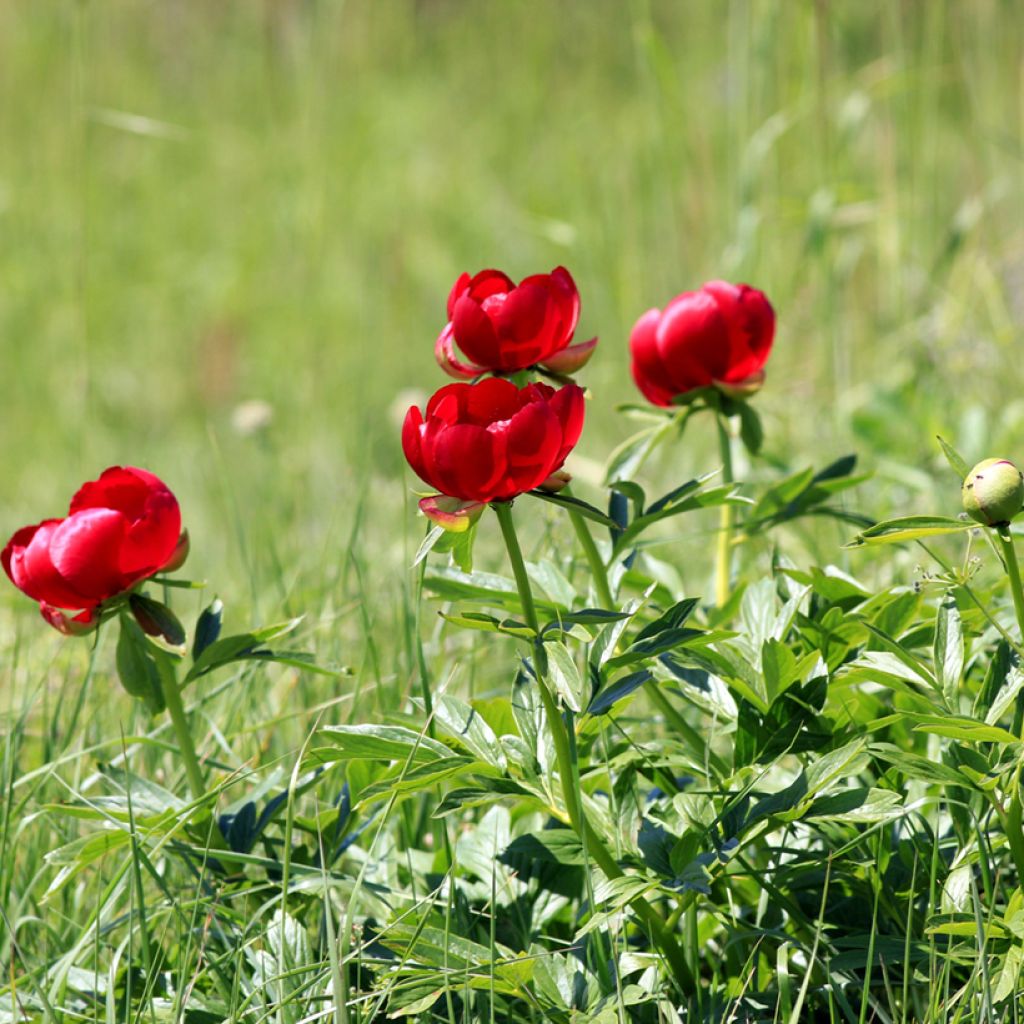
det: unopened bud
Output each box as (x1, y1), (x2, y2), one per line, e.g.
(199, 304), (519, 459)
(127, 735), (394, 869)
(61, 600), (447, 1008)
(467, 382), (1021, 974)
(962, 458), (1024, 527)
(537, 469), (573, 494)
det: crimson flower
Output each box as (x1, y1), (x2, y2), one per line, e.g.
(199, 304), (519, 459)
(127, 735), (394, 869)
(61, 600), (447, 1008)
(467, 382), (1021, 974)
(2, 466), (187, 634)
(435, 266), (597, 379)
(630, 281), (775, 406)
(402, 378), (585, 504)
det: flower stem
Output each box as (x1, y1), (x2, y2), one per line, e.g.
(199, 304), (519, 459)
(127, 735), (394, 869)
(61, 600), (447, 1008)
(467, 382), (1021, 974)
(154, 653), (209, 803)
(564, 497), (615, 611)
(994, 526), (1024, 882)
(492, 501), (695, 992)
(715, 413), (734, 607)
(997, 527), (1024, 653)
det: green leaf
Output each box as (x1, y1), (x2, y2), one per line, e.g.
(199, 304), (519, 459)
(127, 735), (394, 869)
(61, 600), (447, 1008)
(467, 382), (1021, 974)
(440, 612), (535, 638)
(761, 638), (800, 703)
(527, 489), (618, 528)
(905, 713), (1019, 745)
(933, 597), (964, 709)
(737, 401), (764, 455)
(129, 593), (186, 647)
(500, 829), (587, 866)
(193, 598), (223, 660)
(547, 642), (586, 712)
(937, 435), (971, 480)
(424, 566), (564, 616)
(603, 627), (710, 672)
(862, 624), (939, 690)
(846, 515), (973, 547)
(432, 517), (480, 572)
(115, 614), (165, 714)
(612, 481), (741, 556)
(604, 418), (680, 483)
(309, 724), (452, 766)
(634, 597), (699, 643)
(184, 617), (303, 683)
(358, 756), (484, 804)
(430, 695), (507, 771)
(587, 670), (651, 716)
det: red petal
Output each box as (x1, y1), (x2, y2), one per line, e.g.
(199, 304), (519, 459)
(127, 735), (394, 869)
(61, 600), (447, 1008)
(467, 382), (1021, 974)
(549, 266), (581, 341)
(656, 290), (729, 392)
(402, 406), (429, 483)
(703, 280), (775, 383)
(630, 308), (676, 403)
(425, 383), (468, 422)
(490, 281), (556, 368)
(40, 602), (98, 636)
(423, 423), (507, 502)
(446, 272), (471, 320)
(4, 520), (95, 609)
(547, 383), (586, 465)
(119, 484), (182, 579)
(465, 269), (515, 302)
(68, 465), (182, 581)
(491, 398), (562, 498)
(451, 293), (502, 369)
(70, 466), (160, 519)
(49, 508), (129, 600)
(434, 324), (485, 380)
(631, 360), (675, 407)
(460, 376), (524, 426)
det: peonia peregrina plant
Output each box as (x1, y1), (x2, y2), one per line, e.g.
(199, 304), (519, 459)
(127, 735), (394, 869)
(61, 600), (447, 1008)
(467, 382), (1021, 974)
(620, 280), (777, 606)
(396, 265), (867, 1002)
(3, 465), (332, 837)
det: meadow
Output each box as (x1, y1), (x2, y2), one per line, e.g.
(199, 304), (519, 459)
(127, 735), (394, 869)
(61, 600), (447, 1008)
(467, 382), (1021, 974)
(3, 2), (1024, 1021)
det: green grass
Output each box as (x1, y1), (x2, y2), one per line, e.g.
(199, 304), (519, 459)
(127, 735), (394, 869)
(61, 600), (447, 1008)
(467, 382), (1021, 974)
(3, 2), (1024, 1021)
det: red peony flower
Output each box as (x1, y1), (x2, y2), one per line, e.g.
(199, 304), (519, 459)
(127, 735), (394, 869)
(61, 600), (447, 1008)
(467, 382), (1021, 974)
(2, 466), (186, 633)
(402, 378), (585, 504)
(630, 281), (775, 406)
(435, 266), (597, 378)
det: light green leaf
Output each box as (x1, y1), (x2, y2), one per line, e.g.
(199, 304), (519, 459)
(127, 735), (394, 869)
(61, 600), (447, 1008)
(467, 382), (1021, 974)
(846, 515), (972, 547)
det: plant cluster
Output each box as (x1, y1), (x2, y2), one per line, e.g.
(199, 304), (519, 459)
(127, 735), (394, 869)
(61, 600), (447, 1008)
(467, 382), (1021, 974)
(5, 265), (1024, 1022)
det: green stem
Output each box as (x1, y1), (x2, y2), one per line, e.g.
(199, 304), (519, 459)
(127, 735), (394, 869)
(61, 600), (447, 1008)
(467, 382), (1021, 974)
(492, 501), (696, 993)
(565, 499), (615, 611)
(997, 528), (1024, 655)
(154, 654), (208, 803)
(994, 526), (1024, 882)
(715, 414), (734, 608)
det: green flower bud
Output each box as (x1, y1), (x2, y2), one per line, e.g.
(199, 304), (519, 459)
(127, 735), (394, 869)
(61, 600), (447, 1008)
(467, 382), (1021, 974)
(962, 458), (1024, 527)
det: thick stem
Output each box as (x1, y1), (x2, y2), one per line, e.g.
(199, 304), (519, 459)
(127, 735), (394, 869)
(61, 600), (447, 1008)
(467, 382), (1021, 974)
(155, 654), (208, 803)
(997, 528), (1024, 654)
(492, 501), (695, 992)
(715, 414), (734, 607)
(994, 527), (1024, 882)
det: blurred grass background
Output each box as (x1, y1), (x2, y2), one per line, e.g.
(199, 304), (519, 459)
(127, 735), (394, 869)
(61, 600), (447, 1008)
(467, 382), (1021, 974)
(1, 0), (1023, 665)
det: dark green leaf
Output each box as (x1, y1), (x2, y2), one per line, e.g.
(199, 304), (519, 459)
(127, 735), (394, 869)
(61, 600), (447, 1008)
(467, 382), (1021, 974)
(193, 598), (223, 660)
(129, 593), (186, 648)
(587, 670), (651, 715)
(737, 401), (764, 455)
(115, 614), (165, 714)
